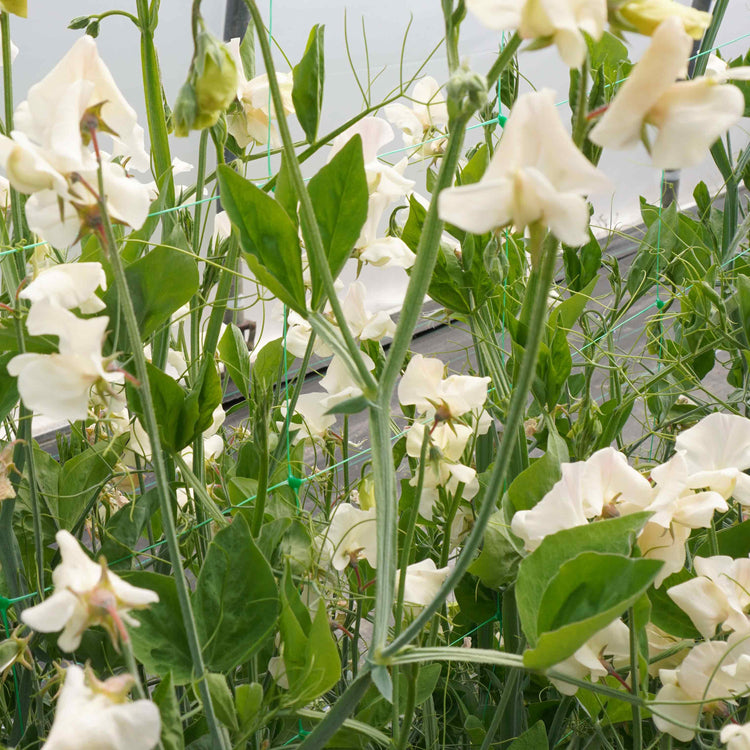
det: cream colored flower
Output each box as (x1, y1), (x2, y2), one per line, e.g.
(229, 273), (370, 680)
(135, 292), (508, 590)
(21, 531), (158, 651)
(320, 503), (378, 570)
(549, 619), (630, 695)
(439, 89), (613, 246)
(397, 559), (450, 612)
(41, 665), (160, 750)
(590, 17), (746, 169)
(385, 77), (448, 157)
(721, 722), (750, 750)
(398, 354), (490, 420)
(467, 0), (607, 68)
(21, 262), (106, 314)
(668, 555), (750, 639)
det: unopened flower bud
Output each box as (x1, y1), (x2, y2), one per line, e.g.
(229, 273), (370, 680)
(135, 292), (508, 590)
(175, 26), (238, 137)
(611, 0), (711, 39)
(447, 67), (487, 123)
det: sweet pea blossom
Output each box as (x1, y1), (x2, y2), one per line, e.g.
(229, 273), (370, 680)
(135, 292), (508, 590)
(320, 503), (377, 570)
(673, 413), (750, 505)
(439, 89), (613, 247)
(397, 559), (450, 612)
(589, 17), (747, 169)
(41, 665), (160, 750)
(653, 635), (749, 741)
(510, 447), (652, 550)
(721, 722), (750, 750)
(549, 619), (630, 695)
(20, 261), (106, 313)
(21, 531), (158, 651)
(398, 354), (490, 421)
(341, 281), (396, 342)
(8, 302), (121, 422)
(406, 421), (479, 518)
(466, 0), (607, 68)
(0, 38), (151, 248)
(385, 76), (448, 158)
(226, 38), (294, 148)
(668, 555), (750, 639)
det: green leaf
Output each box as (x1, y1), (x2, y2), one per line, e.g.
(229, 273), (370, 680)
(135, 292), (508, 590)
(193, 514), (280, 673)
(516, 513), (652, 645)
(325, 394), (369, 415)
(280, 574), (341, 705)
(235, 683), (263, 730)
(468, 511), (520, 588)
(218, 324), (251, 400)
(506, 431), (568, 513)
(57, 434), (129, 530)
(293, 25), (325, 143)
(647, 569), (701, 639)
(0, 353), (19, 421)
(252, 337), (285, 391)
(307, 134), (368, 309)
(508, 721), (548, 750)
(153, 674), (185, 750)
(125, 572), (193, 684)
(239, 23), (255, 79)
(217, 165), (307, 315)
(109, 242), (199, 339)
(696, 519), (750, 559)
(371, 665), (393, 704)
(100, 487), (160, 569)
(524, 552), (662, 669)
(206, 673), (238, 732)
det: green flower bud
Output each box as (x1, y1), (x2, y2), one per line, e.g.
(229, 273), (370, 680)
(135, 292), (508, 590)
(447, 67), (487, 123)
(174, 27), (239, 137)
(0, 0), (27, 18)
(610, 0), (711, 39)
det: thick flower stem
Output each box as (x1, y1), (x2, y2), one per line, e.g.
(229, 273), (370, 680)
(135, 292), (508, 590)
(382, 234), (559, 659)
(0, 11), (44, 600)
(629, 607), (643, 750)
(94, 163), (230, 750)
(241, 0), (375, 393)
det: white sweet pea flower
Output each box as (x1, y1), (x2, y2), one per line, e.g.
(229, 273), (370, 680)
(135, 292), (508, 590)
(341, 281), (396, 343)
(667, 556), (750, 639)
(385, 76), (448, 157)
(589, 17), (746, 169)
(41, 665), (161, 750)
(21, 530), (158, 651)
(225, 41), (294, 149)
(356, 191), (415, 269)
(21, 261), (106, 314)
(466, 0), (607, 68)
(8, 302), (121, 422)
(398, 353), (490, 421)
(406, 421), (478, 518)
(397, 559), (450, 613)
(721, 722), (750, 750)
(510, 447), (652, 551)
(288, 392), (337, 445)
(637, 521), (691, 587)
(320, 503), (378, 570)
(673, 413), (750, 505)
(652, 637), (745, 742)
(284, 310), (334, 359)
(549, 619), (630, 695)
(320, 352), (374, 406)
(439, 89), (613, 247)
(329, 117), (415, 201)
(15, 36), (149, 172)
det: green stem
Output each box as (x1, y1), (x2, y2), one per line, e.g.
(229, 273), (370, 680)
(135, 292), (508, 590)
(242, 0), (375, 393)
(135, 0), (175, 215)
(173, 453), (228, 528)
(94, 152), (229, 750)
(395, 664), (419, 750)
(1, 13), (43, 600)
(251, 396), (269, 537)
(190, 129), (209, 385)
(296, 673), (372, 750)
(629, 607), (643, 750)
(382, 234), (559, 659)
(479, 667), (520, 750)
(485, 33), (521, 90)
(393, 428), (430, 637)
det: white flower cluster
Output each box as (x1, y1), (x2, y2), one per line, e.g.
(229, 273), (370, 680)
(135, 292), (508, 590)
(0, 37), (152, 248)
(9, 262), (120, 421)
(510, 412), (750, 740)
